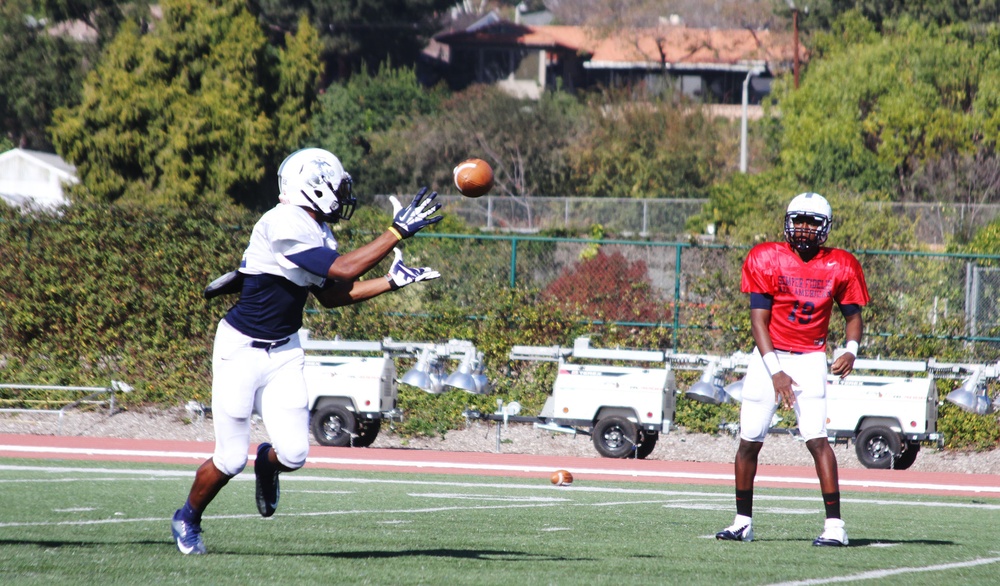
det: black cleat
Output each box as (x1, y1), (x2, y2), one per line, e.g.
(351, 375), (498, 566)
(254, 443), (280, 517)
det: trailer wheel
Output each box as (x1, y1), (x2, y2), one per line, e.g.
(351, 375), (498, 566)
(311, 405), (356, 447)
(635, 430), (658, 459)
(352, 419), (381, 448)
(891, 441), (920, 470)
(592, 416), (638, 458)
(855, 426), (901, 469)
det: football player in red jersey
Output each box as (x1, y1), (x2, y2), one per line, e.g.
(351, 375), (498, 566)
(716, 192), (870, 547)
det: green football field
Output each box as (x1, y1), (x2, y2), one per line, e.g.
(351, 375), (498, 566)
(1, 458), (998, 585)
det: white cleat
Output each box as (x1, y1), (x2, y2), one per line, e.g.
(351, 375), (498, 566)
(716, 521), (754, 542)
(813, 518), (849, 547)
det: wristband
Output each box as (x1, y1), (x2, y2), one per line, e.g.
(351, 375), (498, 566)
(386, 274), (400, 291)
(844, 340), (859, 357)
(761, 351), (783, 376)
(387, 226), (404, 241)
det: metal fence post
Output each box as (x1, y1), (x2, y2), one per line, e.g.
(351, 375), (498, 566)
(673, 244), (683, 349)
(966, 261), (975, 338)
(510, 237), (518, 288)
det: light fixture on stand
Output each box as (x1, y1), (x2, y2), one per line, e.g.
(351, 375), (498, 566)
(472, 352), (491, 395)
(685, 361), (726, 405)
(427, 358), (447, 395)
(723, 378), (744, 403)
(946, 368), (994, 414)
(399, 347), (436, 393)
(445, 349), (479, 393)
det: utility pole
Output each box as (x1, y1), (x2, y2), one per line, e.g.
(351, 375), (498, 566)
(740, 68), (763, 173)
(792, 8), (800, 89)
(788, 1), (801, 89)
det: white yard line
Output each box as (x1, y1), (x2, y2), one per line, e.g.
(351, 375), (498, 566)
(766, 556), (1000, 586)
(3, 443), (1000, 495)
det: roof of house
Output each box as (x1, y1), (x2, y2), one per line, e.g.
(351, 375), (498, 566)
(436, 22), (800, 73)
(0, 149), (78, 210)
(0, 148), (77, 178)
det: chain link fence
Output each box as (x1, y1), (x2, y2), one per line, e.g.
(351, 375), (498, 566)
(415, 233), (1000, 359)
(967, 263), (1000, 339)
(369, 195), (706, 239)
(371, 195), (1000, 244)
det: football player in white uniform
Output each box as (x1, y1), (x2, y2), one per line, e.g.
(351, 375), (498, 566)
(171, 148), (442, 555)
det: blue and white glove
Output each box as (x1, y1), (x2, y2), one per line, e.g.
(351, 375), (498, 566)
(386, 248), (441, 290)
(388, 187), (443, 239)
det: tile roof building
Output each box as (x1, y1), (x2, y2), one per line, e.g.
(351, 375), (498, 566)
(428, 17), (800, 103)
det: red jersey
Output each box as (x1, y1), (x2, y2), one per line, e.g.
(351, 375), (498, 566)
(741, 242), (870, 353)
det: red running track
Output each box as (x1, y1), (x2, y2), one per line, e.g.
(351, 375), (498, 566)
(1, 433), (998, 499)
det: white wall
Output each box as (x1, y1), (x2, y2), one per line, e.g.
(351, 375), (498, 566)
(0, 149), (77, 209)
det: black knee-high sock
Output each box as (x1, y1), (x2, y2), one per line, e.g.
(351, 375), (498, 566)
(822, 492), (841, 519)
(736, 489), (753, 518)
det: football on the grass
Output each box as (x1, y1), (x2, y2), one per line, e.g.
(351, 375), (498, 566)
(453, 158), (494, 198)
(550, 469), (573, 486)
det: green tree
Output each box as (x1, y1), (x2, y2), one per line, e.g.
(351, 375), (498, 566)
(774, 14), (993, 195)
(273, 14), (325, 157)
(962, 218), (1000, 259)
(801, 0), (1000, 31)
(370, 85), (586, 201)
(0, 0), (89, 150)
(50, 0), (322, 209)
(37, 0), (152, 46)
(250, 0), (455, 82)
(566, 91), (725, 199)
(309, 62), (446, 183)
(686, 169), (796, 237)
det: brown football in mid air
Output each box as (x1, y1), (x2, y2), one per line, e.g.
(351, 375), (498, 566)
(453, 158), (494, 198)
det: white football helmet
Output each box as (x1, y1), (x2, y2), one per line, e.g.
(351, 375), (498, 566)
(784, 192), (832, 251)
(278, 148), (356, 223)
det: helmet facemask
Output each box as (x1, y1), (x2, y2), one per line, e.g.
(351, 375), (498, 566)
(783, 192), (832, 254)
(302, 172), (355, 223)
(784, 212), (830, 252)
(278, 148), (356, 224)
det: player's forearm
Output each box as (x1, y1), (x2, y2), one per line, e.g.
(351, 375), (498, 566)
(314, 278), (391, 308)
(325, 231), (398, 280)
(341, 278), (392, 305)
(844, 313), (863, 346)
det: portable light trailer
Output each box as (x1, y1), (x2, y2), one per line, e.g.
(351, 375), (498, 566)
(465, 337), (678, 459)
(469, 336), (998, 467)
(299, 330), (485, 447)
(667, 351), (999, 469)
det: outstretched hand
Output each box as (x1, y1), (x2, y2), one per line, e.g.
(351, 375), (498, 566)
(389, 187), (443, 239)
(387, 248), (441, 290)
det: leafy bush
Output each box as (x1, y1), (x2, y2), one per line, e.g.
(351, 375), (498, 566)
(541, 249), (670, 323)
(565, 91), (726, 199)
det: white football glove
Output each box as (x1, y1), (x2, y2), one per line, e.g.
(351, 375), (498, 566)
(386, 248), (440, 290)
(389, 187), (443, 238)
